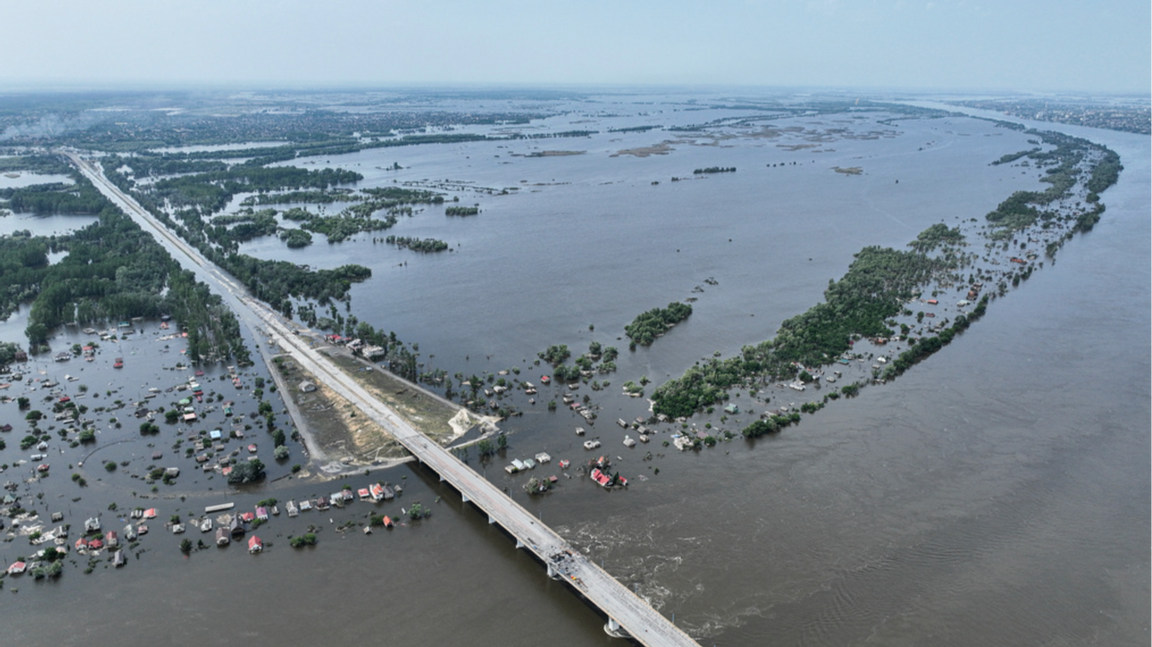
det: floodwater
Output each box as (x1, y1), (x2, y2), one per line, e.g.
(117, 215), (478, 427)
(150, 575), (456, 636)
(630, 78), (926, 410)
(2, 95), (1148, 646)
(0, 212), (97, 238)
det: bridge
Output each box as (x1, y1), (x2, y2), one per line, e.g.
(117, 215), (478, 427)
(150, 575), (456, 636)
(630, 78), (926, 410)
(67, 152), (701, 647)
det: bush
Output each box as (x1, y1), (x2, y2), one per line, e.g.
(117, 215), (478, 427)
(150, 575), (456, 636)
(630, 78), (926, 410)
(104, 461), (117, 472)
(289, 533), (317, 548)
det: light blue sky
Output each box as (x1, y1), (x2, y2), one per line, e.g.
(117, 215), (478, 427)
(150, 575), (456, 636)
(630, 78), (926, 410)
(5, 0), (1149, 93)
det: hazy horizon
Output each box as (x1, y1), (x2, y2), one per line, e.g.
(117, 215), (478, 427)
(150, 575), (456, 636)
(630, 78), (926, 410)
(5, 0), (1149, 95)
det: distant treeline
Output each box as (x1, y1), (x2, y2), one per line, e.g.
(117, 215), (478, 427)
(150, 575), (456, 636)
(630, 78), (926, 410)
(607, 125), (662, 133)
(693, 167), (736, 175)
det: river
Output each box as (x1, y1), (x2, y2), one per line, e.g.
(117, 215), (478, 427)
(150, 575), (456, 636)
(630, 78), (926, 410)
(3, 93), (1148, 646)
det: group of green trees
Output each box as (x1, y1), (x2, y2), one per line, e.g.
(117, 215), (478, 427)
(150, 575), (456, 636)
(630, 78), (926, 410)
(985, 131), (1120, 237)
(280, 228), (314, 248)
(649, 131), (1121, 419)
(742, 411), (803, 438)
(880, 296), (989, 381)
(0, 173), (109, 215)
(143, 164), (363, 215)
(226, 458), (266, 485)
(538, 344), (571, 366)
(908, 223), (965, 252)
(625, 302), (693, 346)
(650, 242), (951, 418)
(445, 206), (479, 216)
(0, 160), (250, 362)
(384, 236), (449, 253)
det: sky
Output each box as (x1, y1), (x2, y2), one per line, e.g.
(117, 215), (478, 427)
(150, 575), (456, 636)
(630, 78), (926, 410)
(3, 0), (1148, 94)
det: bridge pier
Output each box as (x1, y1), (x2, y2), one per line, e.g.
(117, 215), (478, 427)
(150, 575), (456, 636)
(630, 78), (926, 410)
(516, 539), (525, 549)
(462, 494), (470, 503)
(488, 514), (496, 525)
(604, 618), (631, 638)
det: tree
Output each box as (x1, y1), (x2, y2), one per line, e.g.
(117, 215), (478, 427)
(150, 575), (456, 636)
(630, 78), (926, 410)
(227, 458), (266, 484)
(476, 439), (495, 458)
(290, 533), (317, 547)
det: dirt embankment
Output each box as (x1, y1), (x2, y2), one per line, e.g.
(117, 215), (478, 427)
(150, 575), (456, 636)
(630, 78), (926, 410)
(267, 343), (496, 477)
